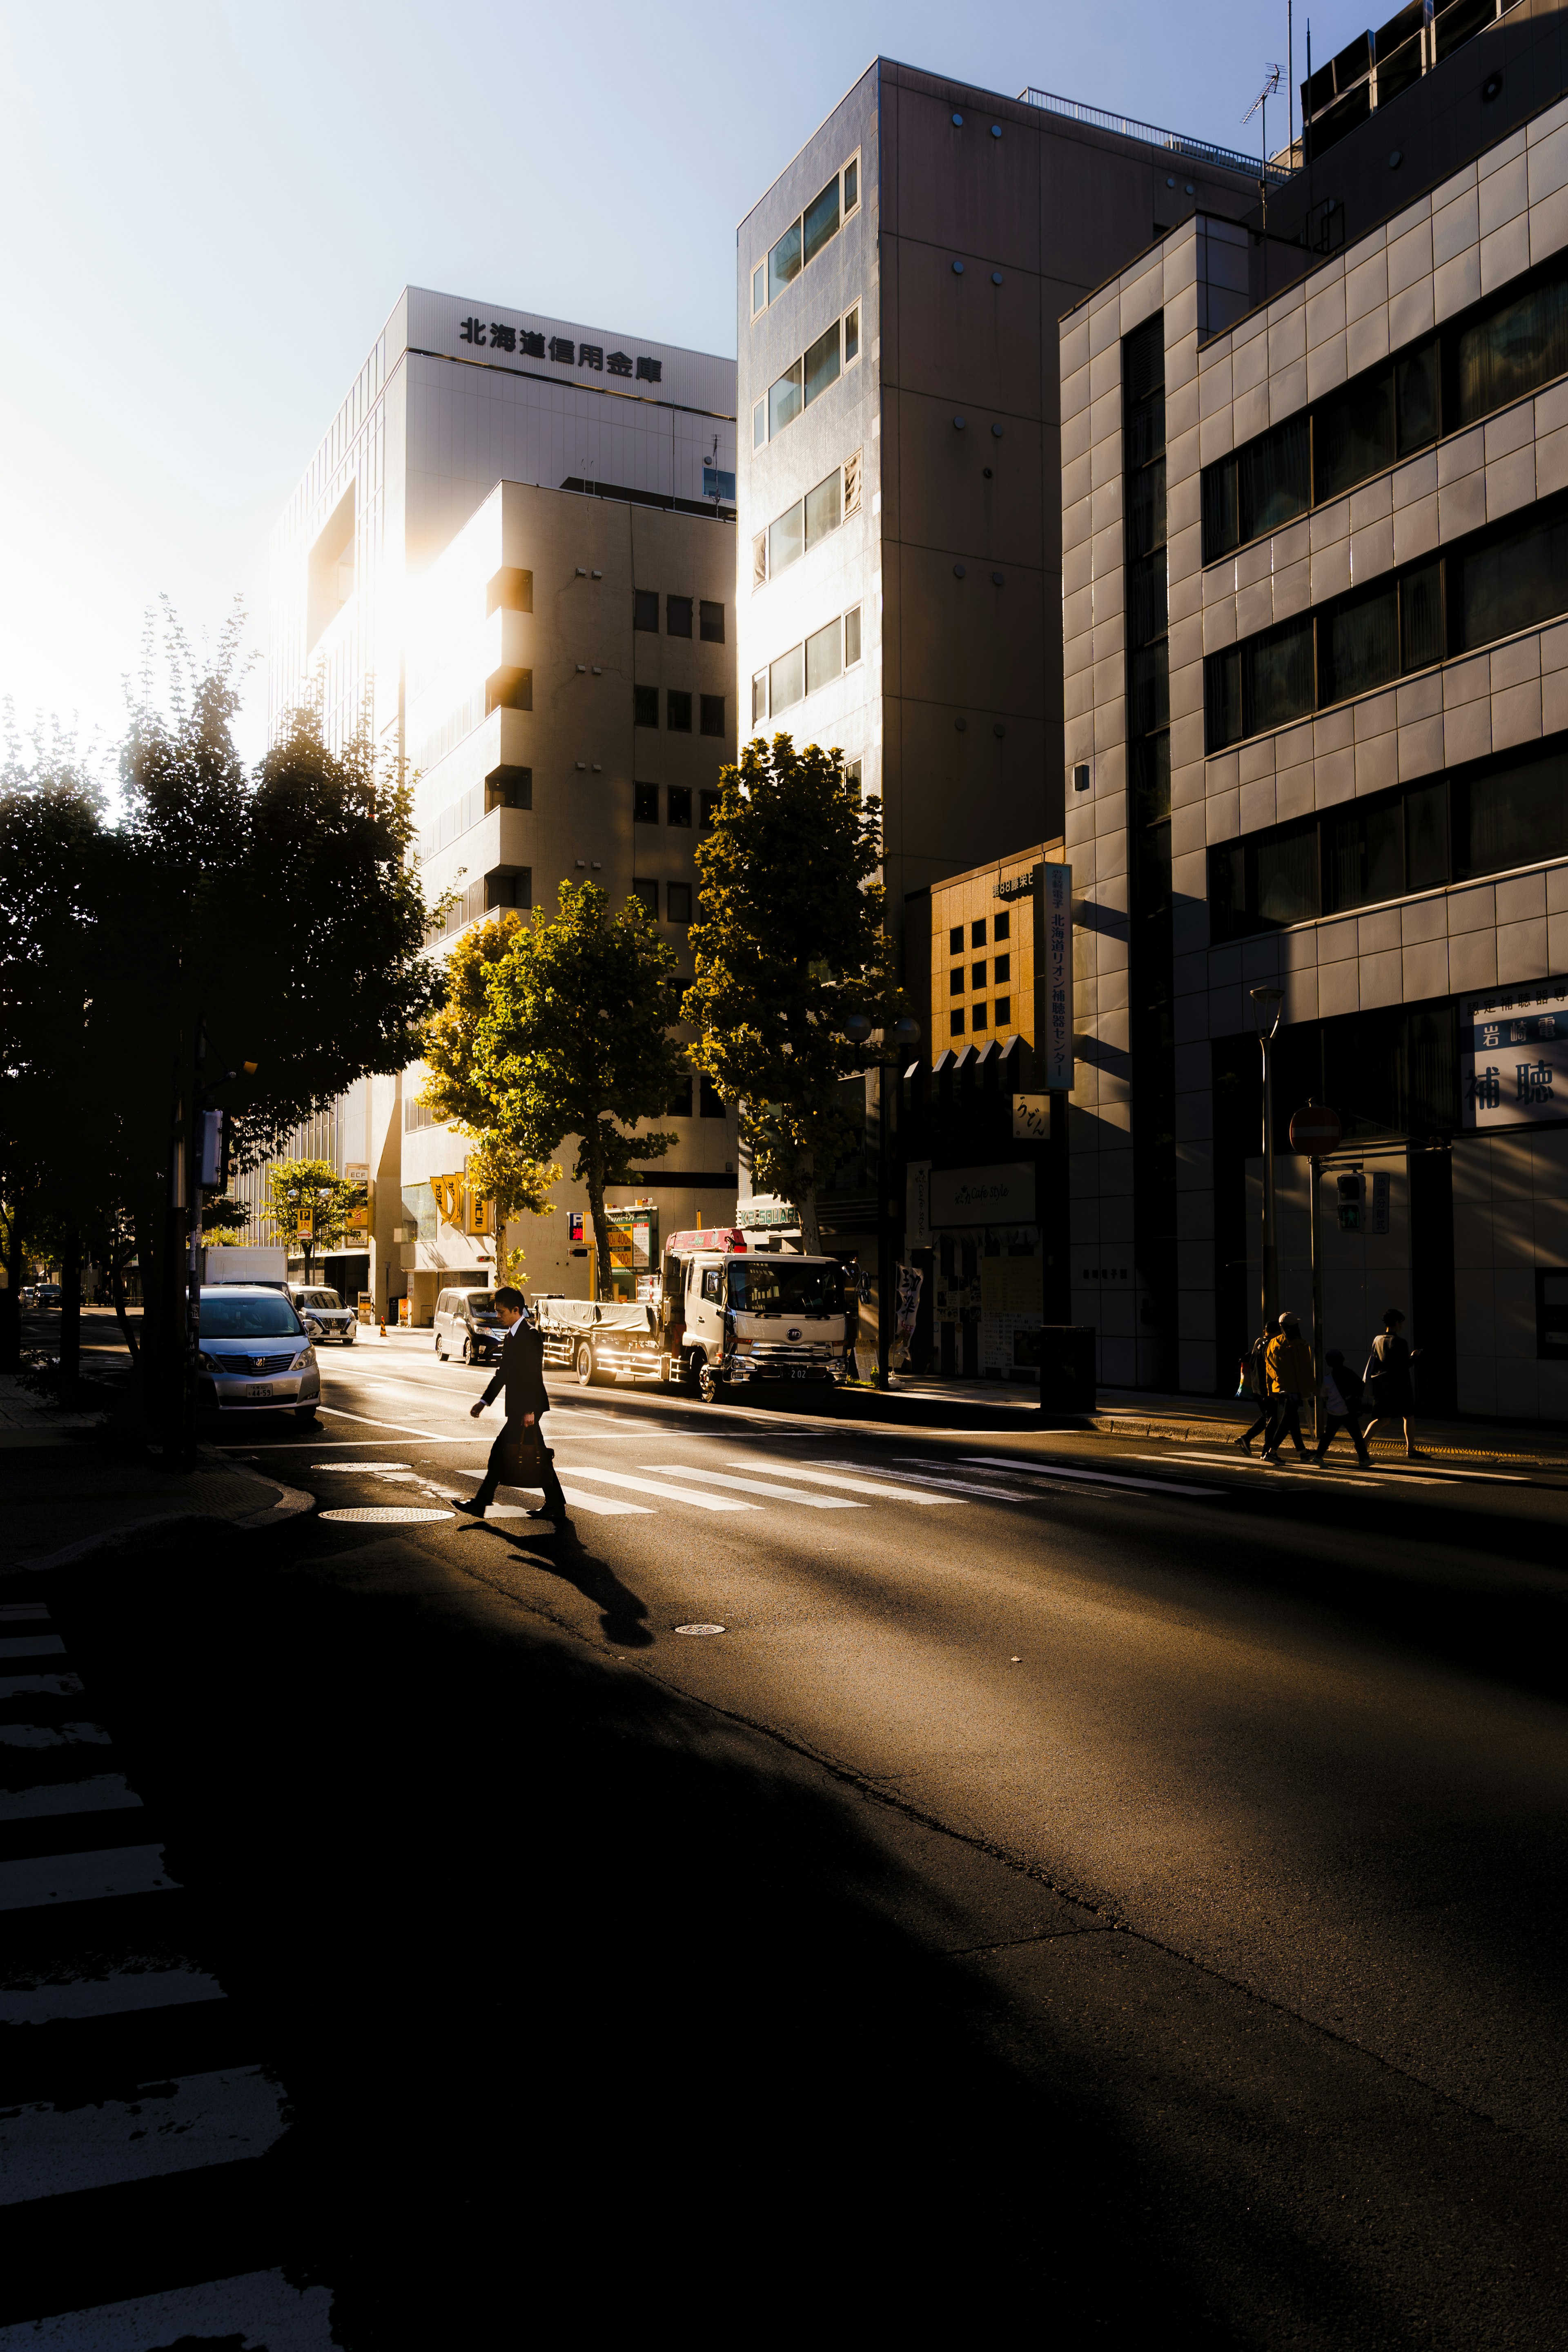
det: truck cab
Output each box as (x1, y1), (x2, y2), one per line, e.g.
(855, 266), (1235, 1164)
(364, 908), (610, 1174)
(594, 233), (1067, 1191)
(659, 1230), (849, 1405)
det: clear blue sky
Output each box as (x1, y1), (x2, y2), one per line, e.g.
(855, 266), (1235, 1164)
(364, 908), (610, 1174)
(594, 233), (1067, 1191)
(0, 0), (1368, 767)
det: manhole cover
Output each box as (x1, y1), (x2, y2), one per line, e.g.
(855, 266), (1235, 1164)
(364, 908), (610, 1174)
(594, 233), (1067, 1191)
(318, 1506), (454, 1525)
(674, 1623), (726, 1636)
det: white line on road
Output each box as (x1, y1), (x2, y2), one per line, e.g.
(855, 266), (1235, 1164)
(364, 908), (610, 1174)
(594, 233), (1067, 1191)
(636, 1465), (866, 1507)
(0, 2268), (338, 2352)
(0, 1673), (84, 1700)
(493, 1488), (653, 1517)
(813, 1461), (1030, 1501)
(0, 1774), (143, 1823)
(0, 1722), (112, 1750)
(553, 1466), (759, 1511)
(961, 1454), (1225, 1497)
(0, 1965), (225, 2026)
(726, 1460), (961, 1503)
(315, 1405), (445, 1439)
(0, 1844), (179, 1913)
(0, 1603), (51, 1624)
(0, 1635), (65, 1661)
(0, 2067), (285, 2207)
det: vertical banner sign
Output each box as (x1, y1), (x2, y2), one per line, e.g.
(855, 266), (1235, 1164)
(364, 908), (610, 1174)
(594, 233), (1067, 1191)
(906, 1159), (932, 1248)
(1462, 982), (1568, 1125)
(1042, 863), (1073, 1091)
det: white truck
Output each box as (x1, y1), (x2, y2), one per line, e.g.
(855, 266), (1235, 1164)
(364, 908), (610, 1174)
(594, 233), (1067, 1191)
(536, 1296), (663, 1386)
(202, 1246), (289, 1289)
(658, 1229), (851, 1405)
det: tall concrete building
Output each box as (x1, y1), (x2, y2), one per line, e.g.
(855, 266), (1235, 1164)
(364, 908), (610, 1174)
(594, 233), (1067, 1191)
(1062, 0), (1568, 1417)
(261, 290), (739, 1317)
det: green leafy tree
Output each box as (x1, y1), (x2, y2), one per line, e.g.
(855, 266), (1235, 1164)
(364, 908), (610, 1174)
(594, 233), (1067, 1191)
(473, 881), (686, 1298)
(684, 735), (900, 1255)
(263, 1159), (360, 1283)
(417, 914), (561, 1234)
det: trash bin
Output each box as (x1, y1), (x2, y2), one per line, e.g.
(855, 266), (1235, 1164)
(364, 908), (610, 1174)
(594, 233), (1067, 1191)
(1038, 1325), (1096, 1416)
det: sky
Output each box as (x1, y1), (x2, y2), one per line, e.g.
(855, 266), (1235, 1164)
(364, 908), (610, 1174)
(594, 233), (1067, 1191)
(0, 0), (1373, 773)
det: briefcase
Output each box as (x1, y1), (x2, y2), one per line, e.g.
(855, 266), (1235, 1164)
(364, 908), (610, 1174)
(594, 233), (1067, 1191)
(497, 1420), (547, 1487)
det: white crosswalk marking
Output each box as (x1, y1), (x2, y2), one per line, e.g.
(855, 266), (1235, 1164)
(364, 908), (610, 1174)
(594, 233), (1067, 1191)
(726, 1459), (960, 1503)
(0, 1773), (142, 1823)
(636, 1465), (865, 1507)
(0, 2268), (337, 2351)
(961, 1454), (1224, 1498)
(0, 1967), (225, 2026)
(552, 1466), (759, 1511)
(0, 1844), (179, 1913)
(0, 1635), (66, 1661)
(489, 1489), (651, 1517)
(0, 1603), (51, 1624)
(814, 1460), (1028, 1501)
(0, 1721), (112, 1749)
(0, 1673), (84, 1700)
(0, 2067), (286, 2206)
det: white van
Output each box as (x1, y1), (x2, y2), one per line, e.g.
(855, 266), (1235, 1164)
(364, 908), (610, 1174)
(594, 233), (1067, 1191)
(432, 1287), (506, 1367)
(659, 1233), (850, 1404)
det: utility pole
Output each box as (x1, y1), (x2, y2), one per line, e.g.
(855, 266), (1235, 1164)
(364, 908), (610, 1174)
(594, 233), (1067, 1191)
(1251, 986), (1284, 1340)
(846, 1012), (922, 1389)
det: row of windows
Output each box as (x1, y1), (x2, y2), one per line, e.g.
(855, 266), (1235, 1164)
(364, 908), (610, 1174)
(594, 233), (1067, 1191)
(751, 154), (860, 318)
(668, 1072), (727, 1119)
(750, 605), (863, 724)
(631, 877), (694, 926)
(419, 768), (531, 862)
(753, 305), (861, 449)
(633, 686), (726, 735)
(428, 868), (530, 944)
(1204, 488), (1568, 751)
(1202, 255), (1568, 564)
(751, 452), (863, 590)
(633, 591), (726, 641)
(633, 783), (720, 828)
(949, 954), (1011, 993)
(1208, 736), (1568, 941)
(949, 912), (1011, 952)
(949, 997), (1013, 1035)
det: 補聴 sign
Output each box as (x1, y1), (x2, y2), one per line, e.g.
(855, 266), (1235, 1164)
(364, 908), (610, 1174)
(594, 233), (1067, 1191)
(1462, 982), (1568, 1127)
(929, 1163), (1037, 1227)
(1042, 864), (1073, 1092)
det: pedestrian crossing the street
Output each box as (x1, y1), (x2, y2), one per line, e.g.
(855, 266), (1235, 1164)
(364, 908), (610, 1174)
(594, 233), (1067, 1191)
(0, 1583), (333, 2348)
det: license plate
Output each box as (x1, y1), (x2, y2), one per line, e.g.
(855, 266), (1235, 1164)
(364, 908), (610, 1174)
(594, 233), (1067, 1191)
(245, 1385), (276, 1399)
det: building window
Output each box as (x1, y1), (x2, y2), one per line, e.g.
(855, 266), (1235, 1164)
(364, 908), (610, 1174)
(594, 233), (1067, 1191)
(844, 303), (860, 367)
(805, 618), (842, 694)
(769, 500), (804, 575)
(667, 595), (693, 638)
(770, 644), (805, 713)
(844, 154), (859, 214)
(759, 314), (857, 444)
(700, 790), (720, 826)
(804, 320), (841, 406)
(994, 911), (1010, 941)
(950, 1008), (965, 1035)
(949, 967), (964, 995)
(632, 880), (659, 918)
(634, 782), (659, 824)
(700, 599), (725, 643)
(751, 533), (767, 592)
(844, 604), (862, 666)
(1202, 414), (1310, 563)
(972, 1002), (989, 1030)
(752, 670), (768, 726)
(844, 448), (863, 512)
(971, 960), (986, 988)
(667, 881), (693, 924)
(995, 997), (1011, 1027)
(994, 953), (1010, 984)
(753, 157), (859, 318)
(667, 689), (693, 732)
(699, 1076), (726, 1118)
(971, 920), (986, 947)
(668, 1074), (694, 1117)
(949, 925), (963, 952)
(633, 589), (659, 632)
(633, 684), (659, 728)
(769, 357), (804, 439)
(667, 786), (692, 827)
(700, 694), (726, 737)
(753, 399), (766, 450)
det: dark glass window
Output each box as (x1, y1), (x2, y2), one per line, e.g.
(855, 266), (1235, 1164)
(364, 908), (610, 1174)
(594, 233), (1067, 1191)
(1205, 645), (1244, 750)
(1457, 271), (1568, 425)
(1406, 777), (1449, 890)
(1255, 826), (1321, 926)
(802, 174), (841, 267)
(633, 684), (658, 728)
(949, 926), (963, 952)
(1129, 644), (1170, 735)
(700, 791), (719, 827)
(667, 595), (693, 637)
(1325, 799), (1404, 911)
(632, 879), (659, 917)
(1319, 580), (1399, 704)
(995, 997), (1011, 1026)
(994, 953), (1011, 983)
(971, 961), (987, 988)
(633, 589), (659, 632)
(1128, 462), (1167, 559)
(1249, 615), (1316, 734)
(667, 786), (692, 827)
(1206, 416), (1313, 560)
(667, 881), (692, 924)
(1457, 500), (1568, 650)
(1314, 366), (1395, 501)
(949, 967), (964, 995)
(972, 1002), (989, 1030)
(1129, 550), (1168, 648)
(666, 689), (693, 732)
(1399, 557), (1444, 672)
(1396, 338), (1441, 454)
(699, 600), (725, 643)
(994, 912), (1010, 940)
(699, 1076), (726, 1119)
(971, 920), (986, 947)
(803, 321), (841, 406)
(699, 695), (725, 737)
(668, 1075), (694, 1117)
(1456, 744), (1568, 877)
(633, 782), (659, 823)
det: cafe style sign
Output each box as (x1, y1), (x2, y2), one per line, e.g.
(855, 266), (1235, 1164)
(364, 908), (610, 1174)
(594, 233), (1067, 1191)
(1462, 980), (1568, 1127)
(929, 1164), (1037, 1227)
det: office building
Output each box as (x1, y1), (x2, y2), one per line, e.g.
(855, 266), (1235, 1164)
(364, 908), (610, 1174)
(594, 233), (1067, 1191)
(1062, 0), (1568, 1416)
(264, 289), (739, 1316)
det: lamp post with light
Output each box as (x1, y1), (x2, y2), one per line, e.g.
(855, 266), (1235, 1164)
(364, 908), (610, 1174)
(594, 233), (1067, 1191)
(1250, 985), (1284, 1341)
(844, 1011), (923, 1390)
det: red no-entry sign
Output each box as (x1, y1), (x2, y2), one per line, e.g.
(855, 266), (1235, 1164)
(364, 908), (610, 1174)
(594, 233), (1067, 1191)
(1289, 1105), (1342, 1153)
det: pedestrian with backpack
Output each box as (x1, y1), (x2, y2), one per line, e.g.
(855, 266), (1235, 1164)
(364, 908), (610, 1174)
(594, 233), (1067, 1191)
(1261, 1310), (1313, 1462)
(1312, 1348), (1371, 1467)
(1233, 1327), (1274, 1452)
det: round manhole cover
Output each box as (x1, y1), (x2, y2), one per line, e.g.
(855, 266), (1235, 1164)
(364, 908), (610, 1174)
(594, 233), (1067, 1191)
(318, 1506), (454, 1525)
(674, 1622), (726, 1636)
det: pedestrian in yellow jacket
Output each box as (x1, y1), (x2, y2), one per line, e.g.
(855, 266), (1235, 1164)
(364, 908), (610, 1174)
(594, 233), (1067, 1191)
(1262, 1312), (1313, 1461)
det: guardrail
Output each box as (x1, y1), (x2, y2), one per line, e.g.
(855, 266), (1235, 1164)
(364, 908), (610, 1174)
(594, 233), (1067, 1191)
(1018, 87), (1294, 185)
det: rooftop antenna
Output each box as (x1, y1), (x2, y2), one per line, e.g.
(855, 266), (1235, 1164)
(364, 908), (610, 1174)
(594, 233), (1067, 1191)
(1288, 1), (1295, 166)
(1243, 64), (1283, 237)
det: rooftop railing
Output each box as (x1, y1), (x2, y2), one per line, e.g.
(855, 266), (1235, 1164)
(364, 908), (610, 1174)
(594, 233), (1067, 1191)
(1018, 87), (1295, 185)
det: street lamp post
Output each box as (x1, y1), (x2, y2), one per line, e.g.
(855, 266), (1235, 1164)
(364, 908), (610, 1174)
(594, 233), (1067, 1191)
(845, 1012), (922, 1390)
(1250, 986), (1284, 1343)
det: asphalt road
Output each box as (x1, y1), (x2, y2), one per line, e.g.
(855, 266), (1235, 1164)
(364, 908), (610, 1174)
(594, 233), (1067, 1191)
(22, 1321), (1568, 2341)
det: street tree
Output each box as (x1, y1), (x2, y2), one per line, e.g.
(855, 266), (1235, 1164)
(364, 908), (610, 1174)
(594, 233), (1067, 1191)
(417, 914), (561, 1246)
(263, 1160), (360, 1283)
(472, 882), (686, 1297)
(684, 735), (900, 1255)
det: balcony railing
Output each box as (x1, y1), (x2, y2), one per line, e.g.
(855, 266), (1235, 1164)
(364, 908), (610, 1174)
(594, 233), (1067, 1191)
(1019, 87), (1294, 185)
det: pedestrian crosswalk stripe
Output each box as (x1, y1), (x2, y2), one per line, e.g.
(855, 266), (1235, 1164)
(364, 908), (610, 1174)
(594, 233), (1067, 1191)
(486, 1488), (652, 1517)
(0, 2066), (286, 2207)
(0, 1773), (143, 1824)
(0, 1603), (51, 1624)
(0, 1634), (66, 1661)
(815, 1460), (1028, 1501)
(961, 1454), (1225, 1498)
(726, 1460), (960, 1503)
(0, 1965), (225, 2027)
(552, 1465), (759, 1511)
(0, 1672), (84, 1700)
(636, 1465), (866, 1508)
(0, 1721), (112, 1749)
(0, 2268), (337, 2351)
(0, 1844), (180, 1913)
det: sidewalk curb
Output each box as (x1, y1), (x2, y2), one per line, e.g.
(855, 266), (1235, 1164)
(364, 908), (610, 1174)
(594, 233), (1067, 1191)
(20, 1459), (316, 1576)
(1093, 1407), (1568, 1472)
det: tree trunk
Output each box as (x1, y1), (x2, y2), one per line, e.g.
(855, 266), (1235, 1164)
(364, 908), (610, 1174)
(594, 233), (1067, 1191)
(0, 1203), (22, 1374)
(111, 1254), (139, 1370)
(797, 1176), (822, 1258)
(60, 1234), (80, 1392)
(585, 1135), (613, 1302)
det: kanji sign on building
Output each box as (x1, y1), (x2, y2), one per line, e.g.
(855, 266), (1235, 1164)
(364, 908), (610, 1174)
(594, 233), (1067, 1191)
(1462, 982), (1568, 1126)
(454, 316), (662, 383)
(1042, 862), (1073, 1092)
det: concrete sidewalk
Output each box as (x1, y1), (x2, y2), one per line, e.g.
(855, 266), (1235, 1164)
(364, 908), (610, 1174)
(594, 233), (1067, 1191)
(0, 1376), (313, 1573)
(1089, 1384), (1568, 1471)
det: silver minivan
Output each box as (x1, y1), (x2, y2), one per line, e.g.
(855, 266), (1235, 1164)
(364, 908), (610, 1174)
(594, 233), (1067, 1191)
(197, 1285), (321, 1424)
(288, 1285), (357, 1345)
(433, 1287), (506, 1366)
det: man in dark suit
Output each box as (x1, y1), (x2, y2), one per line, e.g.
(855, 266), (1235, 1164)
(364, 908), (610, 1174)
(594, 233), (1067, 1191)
(454, 1287), (568, 1521)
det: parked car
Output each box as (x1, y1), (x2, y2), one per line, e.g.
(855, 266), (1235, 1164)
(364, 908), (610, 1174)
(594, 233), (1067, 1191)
(287, 1285), (357, 1345)
(433, 1288), (506, 1365)
(34, 1284), (61, 1309)
(19, 1286), (38, 1309)
(196, 1285), (320, 1424)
